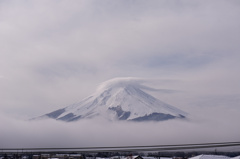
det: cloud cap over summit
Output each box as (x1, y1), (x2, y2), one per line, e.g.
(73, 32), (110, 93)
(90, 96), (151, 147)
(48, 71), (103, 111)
(36, 77), (187, 122)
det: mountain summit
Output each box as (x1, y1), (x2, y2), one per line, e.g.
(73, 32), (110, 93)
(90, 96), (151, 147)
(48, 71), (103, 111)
(36, 78), (187, 122)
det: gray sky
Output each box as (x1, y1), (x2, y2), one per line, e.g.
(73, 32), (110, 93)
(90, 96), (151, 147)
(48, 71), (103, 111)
(0, 0), (240, 148)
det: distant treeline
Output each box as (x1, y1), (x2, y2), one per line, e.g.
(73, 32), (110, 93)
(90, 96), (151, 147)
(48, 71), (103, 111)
(88, 151), (240, 158)
(146, 151), (240, 158)
(1, 151), (240, 159)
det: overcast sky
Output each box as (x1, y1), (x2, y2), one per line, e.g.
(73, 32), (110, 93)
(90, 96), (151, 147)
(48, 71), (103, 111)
(0, 0), (240, 148)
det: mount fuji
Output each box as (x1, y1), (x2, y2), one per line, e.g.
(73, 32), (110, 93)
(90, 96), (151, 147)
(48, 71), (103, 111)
(35, 78), (187, 122)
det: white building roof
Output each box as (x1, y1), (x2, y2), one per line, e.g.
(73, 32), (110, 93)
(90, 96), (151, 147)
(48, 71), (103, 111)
(190, 155), (230, 159)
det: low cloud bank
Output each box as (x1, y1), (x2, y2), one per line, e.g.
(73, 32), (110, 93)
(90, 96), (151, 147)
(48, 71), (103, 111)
(0, 107), (239, 151)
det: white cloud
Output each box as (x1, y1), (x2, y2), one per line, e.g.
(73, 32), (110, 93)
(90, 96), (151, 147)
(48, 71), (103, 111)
(0, 109), (239, 150)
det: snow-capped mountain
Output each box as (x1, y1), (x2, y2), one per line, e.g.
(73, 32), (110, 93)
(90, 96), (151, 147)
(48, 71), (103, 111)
(35, 78), (187, 122)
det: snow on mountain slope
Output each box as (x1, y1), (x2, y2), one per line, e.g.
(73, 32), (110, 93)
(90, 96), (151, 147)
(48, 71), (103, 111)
(37, 77), (188, 122)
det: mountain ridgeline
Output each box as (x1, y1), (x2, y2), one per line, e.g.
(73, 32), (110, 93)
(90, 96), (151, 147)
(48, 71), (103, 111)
(36, 78), (188, 122)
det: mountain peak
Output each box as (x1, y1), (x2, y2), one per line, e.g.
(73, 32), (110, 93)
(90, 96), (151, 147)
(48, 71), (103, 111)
(35, 78), (187, 122)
